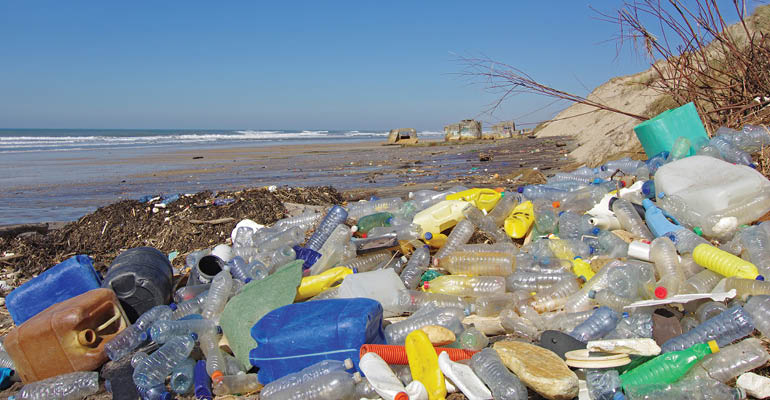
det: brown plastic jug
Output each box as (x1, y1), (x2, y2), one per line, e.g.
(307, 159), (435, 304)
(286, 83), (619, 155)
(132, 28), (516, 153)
(4, 288), (129, 383)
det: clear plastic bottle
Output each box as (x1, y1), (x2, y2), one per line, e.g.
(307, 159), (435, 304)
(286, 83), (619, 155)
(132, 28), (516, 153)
(568, 306), (621, 342)
(488, 192), (520, 227)
(686, 337), (770, 383)
(650, 236), (685, 299)
(422, 275), (506, 297)
(439, 251), (515, 276)
(743, 294), (770, 338)
(612, 198), (654, 240)
(174, 283), (210, 303)
(432, 219), (475, 264)
(171, 290), (208, 320)
(226, 256), (254, 283)
(200, 270), (233, 323)
(606, 262), (654, 300)
(726, 277), (770, 300)
(261, 371), (358, 400)
(199, 330), (225, 380)
(459, 242), (518, 254)
(105, 304), (173, 361)
(668, 229), (710, 255)
(16, 371), (99, 400)
(384, 307), (466, 345)
(308, 224), (351, 275)
(274, 211), (322, 232)
(473, 293), (521, 317)
(257, 226), (305, 255)
(306, 205), (349, 251)
(469, 348), (527, 400)
(499, 308), (539, 339)
(170, 357), (196, 394)
(260, 359), (353, 399)
(710, 135), (754, 166)
(451, 327), (489, 351)
(585, 368), (622, 400)
(0, 351), (14, 370)
(602, 157), (645, 173)
(148, 318), (216, 343)
(339, 251), (392, 273)
(534, 199), (559, 234)
(133, 334), (196, 389)
(399, 246), (430, 289)
(213, 373), (261, 396)
(531, 278), (581, 312)
(558, 211), (598, 240)
(135, 383), (172, 400)
(590, 289), (635, 312)
(623, 375), (745, 400)
(348, 198), (404, 221)
(394, 290), (470, 315)
(739, 225), (770, 277)
(410, 186), (468, 210)
(605, 310), (654, 339)
(462, 205), (511, 243)
(597, 230), (629, 258)
(682, 269), (723, 294)
(660, 305), (754, 353)
(542, 310), (595, 332)
(506, 269), (574, 292)
(369, 223), (423, 241)
(266, 245), (297, 273)
(521, 185), (572, 203)
(695, 301), (728, 323)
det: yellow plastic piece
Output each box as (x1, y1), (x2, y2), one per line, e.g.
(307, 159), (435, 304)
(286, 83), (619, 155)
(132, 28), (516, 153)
(504, 201), (534, 239)
(547, 239), (575, 260)
(692, 243), (761, 280)
(707, 340), (720, 354)
(446, 188), (502, 212)
(406, 330), (446, 400)
(294, 266), (353, 301)
(422, 233), (448, 248)
(572, 257), (595, 282)
(413, 200), (470, 237)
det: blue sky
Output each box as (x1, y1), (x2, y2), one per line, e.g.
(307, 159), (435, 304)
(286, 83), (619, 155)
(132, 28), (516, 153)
(0, 1), (749, 131)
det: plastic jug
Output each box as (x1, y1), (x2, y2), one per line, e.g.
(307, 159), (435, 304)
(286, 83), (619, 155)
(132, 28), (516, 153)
(504, 201), (534, 239)
(5, 288), (130, 383)
(6, 255), (102, 325)
(445, 188), (502, 212)
(633, 102), (709, 158)
(405, 330), (446, 400)
(295, 266), (353, 301)
(336, 269), (407, 317)
(412, 200), (470, 236)
(102, 247), (174, 322)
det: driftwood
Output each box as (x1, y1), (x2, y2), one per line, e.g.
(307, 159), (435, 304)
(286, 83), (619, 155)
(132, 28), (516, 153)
(188, 217), (235, 225)
(0, 223), (49, 239)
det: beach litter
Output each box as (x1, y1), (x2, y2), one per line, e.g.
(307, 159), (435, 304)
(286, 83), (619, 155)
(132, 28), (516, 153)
(1, 121), (770, 399)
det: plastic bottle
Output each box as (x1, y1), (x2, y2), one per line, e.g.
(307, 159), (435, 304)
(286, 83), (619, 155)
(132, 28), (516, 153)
(462, 205), (511, 243)
(450, 327), (489, 351)
(193, 360), (213, 400)
(306, 206), (349, 251)
(620, 340), (719, 389)
(135, 384), (172, 400)
(133, 334), (196, 389)
(16, 371), (99, 400)
(687, 337), (770, 383)
(605, 310), (654, 339)
(348, 198), (404, 221)
(394, 290), (470, 315)
(532, 278), (581, 312)
(696, 301), (728, 322)
(506, 269), (574, 293)
(590, 289), (634, 312)
(660, 305), (754, 353)
(472, 293), (520, 317)
(171, 290), (208, 320)
(410, 186), (468, 210)
(606, 262), (653, 300)
(710, 135), (754, 166)
(200, 270), (233, 323)
(422, 276), (506, 297)
(170, 357), (196, 394)
(568, 306), (621, 342)
(487, 192), (520, 226)
(358, 353), (408, 400)
(692, 243), (762, 280)
(405, 330), (446, 400)
(743, 295), (770, 338)
(667, 229), (708, 255)
(385, 307), (465, 345)
(469, 348), (527, 400)
(585, 368), (623, 400)
(148, 318), (216, 343)
(499, 308), (539, 339)
(174, 283), (210, 303)
(260, 359), (353, 399)
(558, 211), (598, 240)
(339, 251), (392, 273)
(739, 226), (770, 277)
(650, 236), (685, 299)
(199, 329), (225, 381)
(212, 373), (261, 396)
(399, 247), (431, 289)
(437, 351), (491, 400)
(307, 224), (351, 275)
(105, 304), (172, 361)
(356, 212), (394, 234)
(261, 370), (358, 400)
(431, 219), (475, 264)
(274, 211), (322, 232)
(257, 226), (305, 256)
(533, 199), (558, 234)
(681, 269), (722, 294)
(266, 245), (297, 273)
(624, 375), (744, 400)
(439, 251), (515, 276)
(612, 198), (654, 240)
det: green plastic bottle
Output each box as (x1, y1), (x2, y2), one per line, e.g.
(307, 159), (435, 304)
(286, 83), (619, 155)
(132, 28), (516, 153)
(620, 340), (719, 389)
(356, 212), (394, 234)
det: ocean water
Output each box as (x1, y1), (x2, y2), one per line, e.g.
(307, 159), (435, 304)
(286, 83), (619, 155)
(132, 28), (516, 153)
(0, 128), (444, 153)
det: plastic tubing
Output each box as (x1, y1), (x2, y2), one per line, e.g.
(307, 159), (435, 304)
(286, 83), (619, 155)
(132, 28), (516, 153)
(360, 344), (477, 365)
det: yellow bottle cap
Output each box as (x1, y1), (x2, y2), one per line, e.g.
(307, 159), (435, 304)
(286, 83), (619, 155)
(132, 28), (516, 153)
(707, 340), (719, 354)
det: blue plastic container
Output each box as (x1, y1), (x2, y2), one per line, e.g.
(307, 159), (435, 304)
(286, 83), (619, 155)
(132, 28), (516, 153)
(6, 255), (101, 325)
(249, 298), (385, 384)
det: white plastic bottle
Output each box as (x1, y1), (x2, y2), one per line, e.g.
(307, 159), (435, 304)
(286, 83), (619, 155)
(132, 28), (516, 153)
(358, 352), (409, 400)
(437, 351), (492, 400)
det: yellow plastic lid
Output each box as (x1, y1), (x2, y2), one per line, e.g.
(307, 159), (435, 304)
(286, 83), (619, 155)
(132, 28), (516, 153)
(707, 340), (719, 354)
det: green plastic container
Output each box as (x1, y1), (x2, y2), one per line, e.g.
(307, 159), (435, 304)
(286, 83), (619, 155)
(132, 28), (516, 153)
(620, 340), (718, 389)
(633, 102), (710, 158)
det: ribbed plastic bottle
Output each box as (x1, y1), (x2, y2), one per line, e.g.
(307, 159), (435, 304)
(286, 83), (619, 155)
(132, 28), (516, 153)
(339, 251), (392, 273)
(307, 224), (351, 275)
(384, 307), (465, 345)
(16, 371), (99, 400)
(431, 219), (475, 265)
(258, 226), (305, 256)
(422, 275), (506, 297)
(133, 334), (196, 389)
(199, 329), (225, 381)
(590, 289), (635, 312)
(260, 370), (358, 400)
(612, 198), (654, 241)
(148, 318), (216, 343)
(266, 245), (297, 273)
(439, 251), (515, 276)
(369, 223), (423, 241)
(274, 211), (322, 232)
(260, 359), (353, 399)
(469, 348), (527, 400)
(472, 293), (520, 317)
(682, 269), (723, 294)
(200, 270), (233, 323)
(0, 351), (14, 370)
(605, 310), (654, 339)
(487, 192), (519, 227)
(306, 206), (349, 251)
(725, 277), (770, 300)
(743, 295), (770, 338)
(499, 308), (539, 339)
(739, 226), (770, 277)
(686, 337), (770, 383)
(399, 246), (431, 289)
(451, 327), (489, 351)
(660, 305), (754, 353)
(620, 340), (719, 389)
(597, 230), (629, 258)
(650, 236), (685, 299)
(171, 290), (208, 320)
(585, 368), (623, 400)
(606, 263), (653, 300)
(623, 375), (744, 400)
(668, 229), (710, 255)
(212, 373), (261, 396)
(170, 357), (196, 394)
(568, 306), (621, 342)
(410, 186), (468, 211)
(692, 243), (762, 280)
(462, 205), (511, 243)
(710, 135), (754, 166)
(348, 198), (403, 221)
(696, 301), (728, 323)
(105, 304), (172, 361)
(506, 269), (574, 292)
(226, 256), (254, 283)
(603, 157), (645, 173)
(531, 278), (581, 312)
(394, 290), (470, 315)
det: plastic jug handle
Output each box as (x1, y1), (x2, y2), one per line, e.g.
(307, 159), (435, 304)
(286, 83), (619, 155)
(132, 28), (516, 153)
(96, 313), (122, 333)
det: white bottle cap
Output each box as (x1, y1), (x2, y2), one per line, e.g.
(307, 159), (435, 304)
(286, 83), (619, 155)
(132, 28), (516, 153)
(627, 241), (651, 262)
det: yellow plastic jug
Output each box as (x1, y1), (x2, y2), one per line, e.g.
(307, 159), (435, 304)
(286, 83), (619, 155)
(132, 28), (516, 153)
(406, 330), (446, 400)
(504, 201), (534, 239)
(295, 267), (353, 301)
(446, 188), (502, 212)
(692, 244), (762, 280)
(413, 200), (470, 237)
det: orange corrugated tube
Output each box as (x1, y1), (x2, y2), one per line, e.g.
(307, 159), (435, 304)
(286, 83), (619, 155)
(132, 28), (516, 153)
(360, 344), (478, 365)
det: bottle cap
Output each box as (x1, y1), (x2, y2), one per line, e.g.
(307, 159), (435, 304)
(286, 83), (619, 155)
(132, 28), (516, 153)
(757, 275), (765, 281)
(591, 227), (600, 235)
(693, 227), (703, 236)
(558, 211), (565, 217)
(395, 392), (409, 400)
(612, 392), (625, 400)
(552, 201), (561, 208)
(654, 286), (668, 299)
(350, 225), (359, 233)
(517, 186), (524, 193)
(658, 192), (665, 199)
(191, 332), (199, 341)
(588, 290), (597, 299)
(620, 180), (627, 188)
(424, 232), (433, 240)
(422, 282), (430, 290)
(707, 340), (720, 354)
(169, 303), (178, 311)
(361, 233), (368, 239)
(622, 312), (629, 318)
(211, 370), (224, 383)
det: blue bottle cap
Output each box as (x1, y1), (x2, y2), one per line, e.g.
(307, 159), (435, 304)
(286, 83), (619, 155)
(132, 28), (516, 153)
(140, 331), (149, 341)
(757, 275), (765, 281)
(750, 163), (758, 169)
(191, 332), (199, 341)
(424, 232), (433, 240)
(658, 192), (666, 199)
(589, 246), (596, 254)
(558, 211), (565, 216)
(613, 391), (626, 400)
(352, 267), (358, 274)
(169, 303), (178, 311)
(622, 312), (630, 318)
(244, 278), (252, 284)
(573, 256), (582, 260)
(667, 233), (677, 242)
(517, 186), (524, 193)
(591, 227), (600, 235)
(386, 216), (393, 225)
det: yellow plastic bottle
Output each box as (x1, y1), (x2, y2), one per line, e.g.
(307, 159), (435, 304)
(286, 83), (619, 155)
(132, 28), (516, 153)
(406, 330), (446, 400)
(412, 200), (470, 237)
(422, 232), (448, 249)
(692, 243), (762, 280)
(294, 266), (353, 301)
(445, 188), (502, 212)
(504, 201), (534, 239)
(571, 257), (595, 282)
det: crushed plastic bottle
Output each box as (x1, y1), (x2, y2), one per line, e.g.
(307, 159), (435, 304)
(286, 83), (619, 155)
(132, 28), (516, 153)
(16, 371), (99, 400)
(585, 368), (623, 400)
(660, 305), (754, 353)
(105, 304), (172, 361)
(469, 348), (527, 400)
(612, 198), (654, 241)
(260, 370), (358, 400)
(133, 334), (196, 389)
(212, 373), (261, 396)
(399, 246), (431, 289)
(384, 306), (465, 345)
(260, 359), (353, 399)
(306, 205), (349, 251)
(568, 306), (621, 342)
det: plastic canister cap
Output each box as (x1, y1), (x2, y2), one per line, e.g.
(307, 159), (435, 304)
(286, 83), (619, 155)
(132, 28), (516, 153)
(552, 201), (561, 208)
(693, 227), (703, 236)
(707, 340), (720, 353)
(654, 286), (668, 299)
(591, 227), (600, 235)
(757, 275), (765, 281)
(394, 392), (409, 400)
(517, 186), (524, 193)
(627, 241), (651, 262)
(612, 392), (625, 400)
(210, 370), (224, 383)
(422, 282), (430, 290)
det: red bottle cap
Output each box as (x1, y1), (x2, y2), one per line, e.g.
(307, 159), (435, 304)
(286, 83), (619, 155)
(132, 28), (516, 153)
(654, 286), (668, 299)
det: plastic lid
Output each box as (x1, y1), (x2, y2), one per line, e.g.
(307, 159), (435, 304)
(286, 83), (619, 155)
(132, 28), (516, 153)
(344, 358), (355, 369)
(558, 211), (565, 217)
(386, 216), (393, 225)
(395, 392), (409, 400)
(424, 232), (433, 240)
(140, 331), (149, 341)
(654, 286), (668, 299)
(422, 282), (430, 290)
(613, 391), (626, 400)
(693, 227), (703, 236)
(707, 340), (720, 353)
(244, 278), (252, 284)
(169, 303), (178, 311)
(517, 186), (524, 193)
(588, 290), (597, 299)
(350, 225), (359, 233)
(552, 201), (561, 208)
(589, 246), (596, 255)
(622, 312), (629, 318)
(757, 275), (765, 281)
(591, 227), (600, 235)
(211, 370), (224, 382)
(620, 180), (627, 188)
(361, 233), (368, 239)
(191, 332), (199, 341)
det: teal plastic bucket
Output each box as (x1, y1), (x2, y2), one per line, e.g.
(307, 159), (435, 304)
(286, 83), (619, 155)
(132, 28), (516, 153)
(633, 102), (709, 158)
